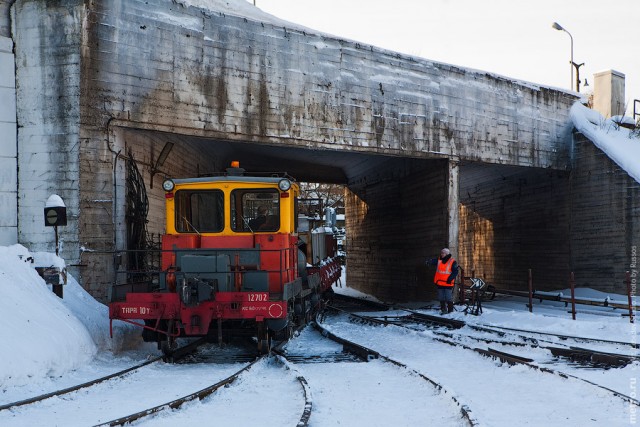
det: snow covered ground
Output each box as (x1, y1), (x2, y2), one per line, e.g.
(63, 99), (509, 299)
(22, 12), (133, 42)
(0, 244), (638, 426)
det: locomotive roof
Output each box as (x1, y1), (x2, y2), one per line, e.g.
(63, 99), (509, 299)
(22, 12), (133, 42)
(171, 175), (293, 185)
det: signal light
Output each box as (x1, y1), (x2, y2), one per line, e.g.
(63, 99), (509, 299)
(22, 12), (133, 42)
(278, 179), (291, 191)
(231, 160), (240, 168)
(162, 179), (175, 191)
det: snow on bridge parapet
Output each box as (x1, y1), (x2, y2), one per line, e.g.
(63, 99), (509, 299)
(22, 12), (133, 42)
(571, 102), (640, 184)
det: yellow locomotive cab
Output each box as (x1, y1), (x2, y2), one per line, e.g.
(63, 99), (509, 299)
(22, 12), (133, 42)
(162, 174), (299, 236)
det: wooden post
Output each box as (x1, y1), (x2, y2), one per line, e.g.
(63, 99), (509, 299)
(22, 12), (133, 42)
(569, 272), (576, 320)
(527, 269), (533, 313)
(626, 271), (634, 324)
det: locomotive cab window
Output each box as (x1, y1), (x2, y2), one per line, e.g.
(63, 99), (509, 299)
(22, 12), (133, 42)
(174, 190), (224, 233)
(231, 189), (280, 232)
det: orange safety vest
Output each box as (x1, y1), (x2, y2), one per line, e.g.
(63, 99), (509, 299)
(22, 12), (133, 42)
(434, 258), (455, 287)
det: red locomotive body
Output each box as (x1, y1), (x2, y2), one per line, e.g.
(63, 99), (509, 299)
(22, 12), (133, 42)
(109, 165), (340, 353)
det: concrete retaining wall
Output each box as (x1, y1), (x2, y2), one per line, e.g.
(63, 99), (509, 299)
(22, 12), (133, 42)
(458, 164), (571, 291)
(0, 35), (17, 245)
(570, 132), (640, 293)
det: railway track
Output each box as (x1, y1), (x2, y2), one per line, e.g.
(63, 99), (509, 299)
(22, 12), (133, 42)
(0, 340), (313, 427)
(98, 338), (314, 427)
(331, 294), (640, 367)
(94, 358), (262, 426)
(0, 356), (163, 412)
(0, 338), (211, 413)
(276, 316), (480, 427)
(324, 295), (640, 411)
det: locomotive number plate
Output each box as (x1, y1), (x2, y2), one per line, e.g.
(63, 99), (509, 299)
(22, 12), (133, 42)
(247, 292), (269, 302)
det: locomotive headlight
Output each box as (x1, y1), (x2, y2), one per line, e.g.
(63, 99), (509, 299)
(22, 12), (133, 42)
(278, 179), (291, 191)
(162, 179), (175, 192)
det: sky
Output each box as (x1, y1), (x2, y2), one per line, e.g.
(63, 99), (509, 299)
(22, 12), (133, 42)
(254, 0), (640, 116)
(0, 244), (637, 426)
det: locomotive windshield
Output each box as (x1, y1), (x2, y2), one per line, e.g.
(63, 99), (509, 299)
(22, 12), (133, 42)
(174, 190), (224, 233)
(231, 189), (280, 232)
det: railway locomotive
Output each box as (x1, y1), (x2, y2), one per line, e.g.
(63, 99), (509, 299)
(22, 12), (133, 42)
(109, 162), (341, 354)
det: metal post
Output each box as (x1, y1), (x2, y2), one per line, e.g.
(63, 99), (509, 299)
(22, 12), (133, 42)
(570, 272), (576, 320)
(54, 225), (59, 256)
(527, 269), (533, 313)
(458, 266), (466, 304)
(569, 33), (574, 90)
(626, 271), (635, 324)
(52, 225), (63, 298)
(552, 22), (575, 91)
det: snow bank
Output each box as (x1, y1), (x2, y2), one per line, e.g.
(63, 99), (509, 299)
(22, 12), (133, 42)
(59, 272), (144, 353)
(571, 102), (640, 184)
(0, 245), (96, 387)
(0, 245), (142, 388)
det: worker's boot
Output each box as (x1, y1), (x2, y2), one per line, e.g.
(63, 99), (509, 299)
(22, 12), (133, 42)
(447, 302), (454, 313)
(440, 301), (447, 315)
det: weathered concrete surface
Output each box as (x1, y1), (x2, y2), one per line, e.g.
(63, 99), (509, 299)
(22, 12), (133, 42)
(0, 0), (12, 38)
(569, 132), (640, 292)
(12, 0), (580, 300)
(0, 34), (17, 245)
(457, 134), (640, 294)
(458, 163), (572, 291)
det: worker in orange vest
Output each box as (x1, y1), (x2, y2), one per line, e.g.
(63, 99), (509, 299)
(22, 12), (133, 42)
(426, 248), (459, 314)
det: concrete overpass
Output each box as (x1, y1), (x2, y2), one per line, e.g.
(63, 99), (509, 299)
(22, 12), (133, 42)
(8, 0), (598, 302)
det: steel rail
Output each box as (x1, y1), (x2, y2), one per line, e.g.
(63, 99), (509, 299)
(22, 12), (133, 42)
(357, 305), (640, 369)
(93, 358), (262, 427)
(0, 338), (211, 412)
(474, 323), (640, 349)
(0, 356), (162, 412)
(313, 315), (479, 427)
(96, 323), (313, 426)
(329, 305), (640, 408)
(548, 346), (638, 367)
(272, 354), (313, 427)
(349, 296), (640, 355)
(331, 294), (640, 369)
(335, 292), (639, 349)
(474, 346), (640, 407)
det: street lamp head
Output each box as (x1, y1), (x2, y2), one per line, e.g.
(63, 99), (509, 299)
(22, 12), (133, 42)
(552, 22), (564, 31)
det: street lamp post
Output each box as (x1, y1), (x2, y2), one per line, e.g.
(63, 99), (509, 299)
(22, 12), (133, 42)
(552, 22), (588, 92)
(552, 22), (575, 91)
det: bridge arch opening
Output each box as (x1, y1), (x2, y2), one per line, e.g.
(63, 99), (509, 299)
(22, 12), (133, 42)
(77, 126), (574, 303)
